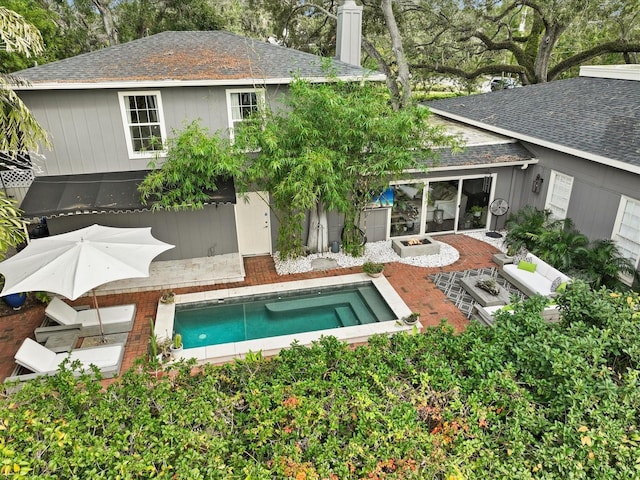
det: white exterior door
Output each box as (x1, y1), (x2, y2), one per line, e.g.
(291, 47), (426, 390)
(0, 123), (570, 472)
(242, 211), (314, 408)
(235, 191), (272, 256)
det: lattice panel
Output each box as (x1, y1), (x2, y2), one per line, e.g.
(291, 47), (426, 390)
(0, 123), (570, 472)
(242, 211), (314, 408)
(0, 169), (34, 188)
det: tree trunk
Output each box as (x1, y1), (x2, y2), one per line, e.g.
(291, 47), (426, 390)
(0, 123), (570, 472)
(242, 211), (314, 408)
(380, 0), (411, 109)
(533, 23), (564, 83)
(92, 0), (118, 45)
(307, 203), (328, 254)
(362, 38), (401, 111)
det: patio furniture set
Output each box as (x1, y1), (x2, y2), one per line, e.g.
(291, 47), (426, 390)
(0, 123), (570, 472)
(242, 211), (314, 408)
(0, 224), (173, 384)
(467, 252), (570, 326)
(4, 299), (136, 383)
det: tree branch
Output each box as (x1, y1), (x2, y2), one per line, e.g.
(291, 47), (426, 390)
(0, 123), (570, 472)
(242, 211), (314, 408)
(548, 41), (640, 80)
(410, 63), (526, 80)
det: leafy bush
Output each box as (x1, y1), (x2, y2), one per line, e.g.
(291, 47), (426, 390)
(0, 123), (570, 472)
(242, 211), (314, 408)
(505, 207), (639, 290)
(1, 287), (639, 478)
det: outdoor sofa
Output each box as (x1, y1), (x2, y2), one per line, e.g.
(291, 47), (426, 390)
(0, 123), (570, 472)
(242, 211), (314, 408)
(499, 252), (570, 298)
(4, 337), (124, 383)
(36, 297), (136, 339)
(474, 303), (561, 327)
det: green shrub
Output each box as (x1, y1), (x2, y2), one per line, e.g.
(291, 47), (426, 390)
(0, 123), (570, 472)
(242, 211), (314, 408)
(2, 289), (639, 478)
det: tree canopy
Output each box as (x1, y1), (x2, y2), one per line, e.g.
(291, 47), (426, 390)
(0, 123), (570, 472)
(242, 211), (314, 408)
(4, 1), (638, 96)
(236, 78), (455, 256)
(0, 6), (47, 254)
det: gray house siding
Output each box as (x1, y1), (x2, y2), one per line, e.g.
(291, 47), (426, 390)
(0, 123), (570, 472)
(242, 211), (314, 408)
(20, 85), (287, 176)
(521, 143), (638, 241)
(46, 204), (238, 261)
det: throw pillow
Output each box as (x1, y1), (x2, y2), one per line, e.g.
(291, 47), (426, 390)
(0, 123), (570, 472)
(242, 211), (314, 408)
(517, 260), (537, 273)
(550, 276), (563, 292)
(556, 281), (568, 292)
(511, 248), (529, 264)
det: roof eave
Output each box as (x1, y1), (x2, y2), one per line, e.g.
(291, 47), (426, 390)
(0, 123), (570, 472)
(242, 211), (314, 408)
(430, 108), (640, 176)
(13, 73), (387, 91)
(405, 158), (538, 174)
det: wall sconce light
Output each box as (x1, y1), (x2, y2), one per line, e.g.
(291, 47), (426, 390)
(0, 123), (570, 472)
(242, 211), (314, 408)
(532, 173), (544, 193)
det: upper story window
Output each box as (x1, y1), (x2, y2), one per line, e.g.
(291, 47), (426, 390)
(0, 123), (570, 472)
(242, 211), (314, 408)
(226, 89), (265, 139)
(612, 195), (640, 285)
(544, 170), (573, 220)
(118, 91), (167, 159)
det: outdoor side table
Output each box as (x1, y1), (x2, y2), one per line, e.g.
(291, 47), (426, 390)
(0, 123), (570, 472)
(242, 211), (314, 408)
(44, 331), (80, 353)
(492, 253), (513, 267)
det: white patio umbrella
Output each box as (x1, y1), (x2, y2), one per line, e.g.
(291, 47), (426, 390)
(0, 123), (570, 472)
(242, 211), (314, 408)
(0, 224), (174, 337)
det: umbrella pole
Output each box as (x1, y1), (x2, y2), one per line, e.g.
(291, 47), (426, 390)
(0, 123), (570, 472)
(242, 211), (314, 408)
(92, 289), (106, 341)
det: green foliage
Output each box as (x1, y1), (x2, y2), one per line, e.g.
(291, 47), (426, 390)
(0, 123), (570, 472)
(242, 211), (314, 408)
(0, 192), (27, 259)
(138, 120), (241, 210)
(504, 206), (554, 254)
(235, 78), (455, 258)
(505, 207), (639, 290)
(0, 6), (50, 152)
(2, 287), (640, 478)
(362, 261), (384, 274)
(573, 239), (640, 290)
(531, 219), (589, 273)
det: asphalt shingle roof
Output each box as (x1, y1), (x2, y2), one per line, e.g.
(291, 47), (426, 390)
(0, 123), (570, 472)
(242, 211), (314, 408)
(15, 31), (380, 86)
(427, 77), (640, 170)
(429, 142), (533, 169)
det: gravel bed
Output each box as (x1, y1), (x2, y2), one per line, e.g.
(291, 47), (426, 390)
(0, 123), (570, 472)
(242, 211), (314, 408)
(273, 231), (509, 275)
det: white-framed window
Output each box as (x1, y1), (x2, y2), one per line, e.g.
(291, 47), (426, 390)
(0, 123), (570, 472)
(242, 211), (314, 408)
(226, 88), (265, 138)
(612, 195), (640, 285)
(118, 91), (167, 159)
(544, 170), (573, 220)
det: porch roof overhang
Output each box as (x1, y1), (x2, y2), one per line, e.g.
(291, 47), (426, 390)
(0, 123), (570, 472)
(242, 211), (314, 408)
(20, 170), (236, 219)
(406, 141), (536, 174)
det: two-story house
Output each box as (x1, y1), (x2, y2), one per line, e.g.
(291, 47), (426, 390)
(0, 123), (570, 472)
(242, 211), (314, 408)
(11, 1), (382, 267)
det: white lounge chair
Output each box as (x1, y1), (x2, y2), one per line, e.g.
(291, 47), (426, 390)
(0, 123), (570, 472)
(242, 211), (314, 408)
(41, 297), (136, 337)
(6, 338), (124, 382)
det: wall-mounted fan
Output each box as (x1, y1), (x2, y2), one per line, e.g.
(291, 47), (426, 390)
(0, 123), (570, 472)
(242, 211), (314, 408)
(486, 198), (509, 238)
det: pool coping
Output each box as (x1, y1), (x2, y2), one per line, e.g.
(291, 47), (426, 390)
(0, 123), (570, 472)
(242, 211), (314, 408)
(154, 273), (419, 364)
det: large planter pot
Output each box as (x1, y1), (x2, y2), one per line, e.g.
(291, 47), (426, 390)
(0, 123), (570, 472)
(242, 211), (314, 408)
(3, 292), (27, 310)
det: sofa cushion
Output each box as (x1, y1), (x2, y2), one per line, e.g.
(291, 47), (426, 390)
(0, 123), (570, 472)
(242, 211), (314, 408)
(518, 260), (537, 273)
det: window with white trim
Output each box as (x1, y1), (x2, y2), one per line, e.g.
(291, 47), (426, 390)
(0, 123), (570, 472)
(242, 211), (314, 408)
(118, 91), (167, 158)
(226, 89), (264, 137)
(612, 196), (640, 284)
(544, 170), (573, 220)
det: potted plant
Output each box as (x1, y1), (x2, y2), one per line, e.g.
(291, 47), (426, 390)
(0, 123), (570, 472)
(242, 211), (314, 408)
(149, 319), (171, 364)
(475, 277), (500, 296)
(402, 312), (420, 325)
(170, 333), (183, 356)
(362, 261), (384, 278)
(2, 292), (27, 310)
(470, 205), (484, 218)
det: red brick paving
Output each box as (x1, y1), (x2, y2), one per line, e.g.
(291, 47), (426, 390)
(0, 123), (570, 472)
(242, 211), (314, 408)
(0, 234), (499, 384)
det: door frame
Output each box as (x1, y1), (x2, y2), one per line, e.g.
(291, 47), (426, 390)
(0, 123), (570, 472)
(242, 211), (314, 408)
(234, 191), (272, 256)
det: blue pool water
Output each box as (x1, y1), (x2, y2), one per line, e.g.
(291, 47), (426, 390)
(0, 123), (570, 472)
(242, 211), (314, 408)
(174, 283), (396, 348)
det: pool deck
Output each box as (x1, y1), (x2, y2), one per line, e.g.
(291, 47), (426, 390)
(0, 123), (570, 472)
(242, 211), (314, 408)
(0, 234), (500, 384)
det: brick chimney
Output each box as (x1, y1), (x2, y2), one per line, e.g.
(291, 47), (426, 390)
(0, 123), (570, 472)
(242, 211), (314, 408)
(336, 0), (363, 67)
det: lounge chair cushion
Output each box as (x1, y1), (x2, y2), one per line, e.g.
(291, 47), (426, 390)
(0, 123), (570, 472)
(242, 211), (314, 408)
(45, 297), (136, 332)
(15, 338), (123, 374)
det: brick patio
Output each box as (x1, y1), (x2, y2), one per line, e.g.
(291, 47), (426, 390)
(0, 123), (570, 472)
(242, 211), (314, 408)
(0, 234), (500, 383)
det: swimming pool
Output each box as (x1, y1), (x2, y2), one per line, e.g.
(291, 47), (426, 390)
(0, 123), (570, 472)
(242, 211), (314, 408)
(175, 284), (396, 348)
(155, 273), (418, 364)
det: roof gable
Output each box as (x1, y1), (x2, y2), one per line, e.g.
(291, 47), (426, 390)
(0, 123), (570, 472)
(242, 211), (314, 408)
(14, 31), (383, 89)
(428, 76), (640, 174)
